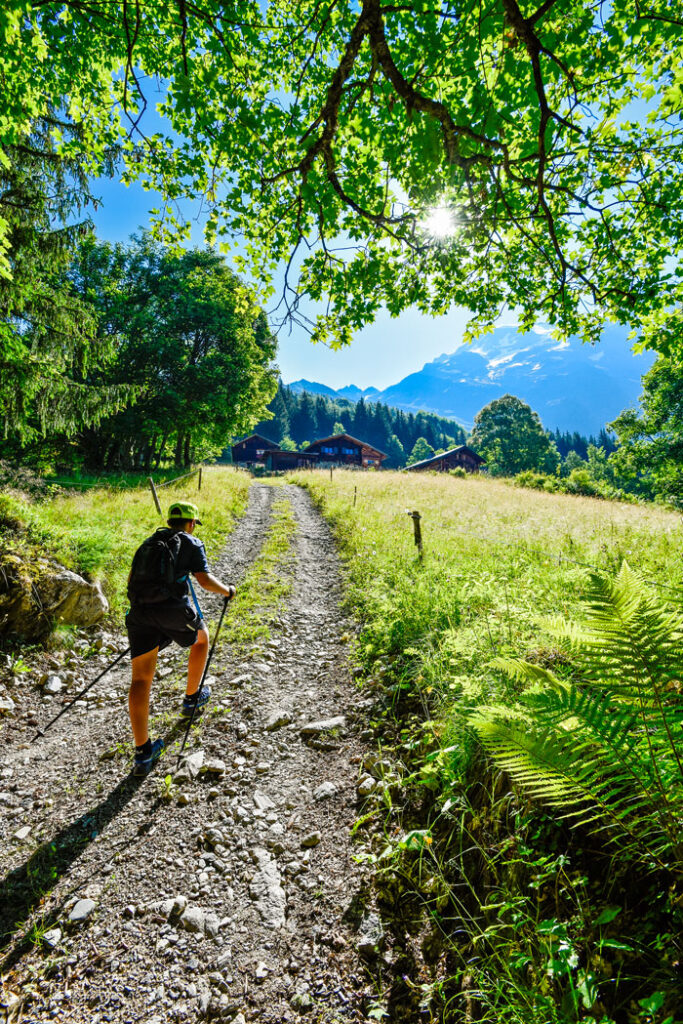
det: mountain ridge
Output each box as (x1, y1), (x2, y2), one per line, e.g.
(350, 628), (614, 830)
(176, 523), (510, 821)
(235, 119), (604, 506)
(286, 326), (655, 434)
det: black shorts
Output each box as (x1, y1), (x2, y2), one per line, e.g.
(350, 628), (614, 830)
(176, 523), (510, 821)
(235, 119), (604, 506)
(126, 598), (206, 660)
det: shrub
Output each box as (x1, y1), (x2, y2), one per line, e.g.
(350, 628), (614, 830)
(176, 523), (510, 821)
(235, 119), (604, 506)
(514, 469), (552, 490)
(564, 467), (602, 496)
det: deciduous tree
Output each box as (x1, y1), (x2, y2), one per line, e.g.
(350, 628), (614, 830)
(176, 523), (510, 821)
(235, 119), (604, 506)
(471, 394), (559, 476)
(609, 357), (683, 505)
(3, 2), (682, 350)
(73, 235), (278, 468)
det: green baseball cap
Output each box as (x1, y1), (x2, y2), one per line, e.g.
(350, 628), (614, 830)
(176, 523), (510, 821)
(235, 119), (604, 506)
(168, 501), (202, 524)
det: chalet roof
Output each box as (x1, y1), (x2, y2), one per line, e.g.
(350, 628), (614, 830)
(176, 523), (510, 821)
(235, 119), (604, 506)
(304, 433), (387, 457)
(232, 433), (280, 449)
(406, 445), (486, 471)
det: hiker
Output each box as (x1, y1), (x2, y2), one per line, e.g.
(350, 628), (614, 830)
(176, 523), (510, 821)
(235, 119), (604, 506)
(126, 500), (236, 776)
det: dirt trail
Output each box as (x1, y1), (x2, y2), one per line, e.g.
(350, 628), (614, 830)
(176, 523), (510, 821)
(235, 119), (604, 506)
(1, 484), (375, 1024)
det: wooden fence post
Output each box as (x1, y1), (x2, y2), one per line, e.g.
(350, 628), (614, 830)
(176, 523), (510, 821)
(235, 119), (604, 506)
(148, 477), (162, 516)
(407, 510), (423, 558)
(198, 467), (202, 491)
(329, 466), (333, 481)
(353, 485), (357, 507)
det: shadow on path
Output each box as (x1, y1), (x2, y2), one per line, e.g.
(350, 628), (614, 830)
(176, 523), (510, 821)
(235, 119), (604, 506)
(0, 763), (149, 973)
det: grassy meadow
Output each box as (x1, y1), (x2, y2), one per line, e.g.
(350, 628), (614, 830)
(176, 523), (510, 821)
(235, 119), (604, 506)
(291, 469), (683, 685)
(0, 467), (251, 616)
(289, 469), (683, 1024)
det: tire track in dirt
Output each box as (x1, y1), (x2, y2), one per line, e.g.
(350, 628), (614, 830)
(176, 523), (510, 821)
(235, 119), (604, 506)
(1, 484), (373, 1024)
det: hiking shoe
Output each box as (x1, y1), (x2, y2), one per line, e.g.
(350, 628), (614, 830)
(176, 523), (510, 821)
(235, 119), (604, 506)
(133, 738), (164, 777)
(181, 684), (211, 718)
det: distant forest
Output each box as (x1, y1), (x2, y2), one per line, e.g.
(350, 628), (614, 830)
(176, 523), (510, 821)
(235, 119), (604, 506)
(551, 427), (616, 460)
(245, 383), (611, 469)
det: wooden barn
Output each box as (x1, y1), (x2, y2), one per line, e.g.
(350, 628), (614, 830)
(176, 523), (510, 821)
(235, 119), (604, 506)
(264, 450), (320, 471)
(304, 433), (387, 468)
(406, 445), (485, 473)
(231, 433), (280, 465)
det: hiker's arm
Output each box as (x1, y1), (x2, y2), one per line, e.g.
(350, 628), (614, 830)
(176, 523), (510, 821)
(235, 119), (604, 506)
(194, 571), (236, 599)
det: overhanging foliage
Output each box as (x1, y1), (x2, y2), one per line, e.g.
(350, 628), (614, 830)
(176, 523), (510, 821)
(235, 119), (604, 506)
(2, 1), (682, 348)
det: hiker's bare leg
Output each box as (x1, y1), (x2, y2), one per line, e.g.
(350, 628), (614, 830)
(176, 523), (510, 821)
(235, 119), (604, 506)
(129, 647), (158, 746)
(186, 626), (209, 697)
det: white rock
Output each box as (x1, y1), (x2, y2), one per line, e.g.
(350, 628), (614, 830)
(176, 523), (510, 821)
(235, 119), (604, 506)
(249, 848), (286, 929)
(265, 710), (293, 732)
(184, 751), (205, 777)
(357, 776), (377, 798)
(43, 927), (62, 950)
(69, 898), (96, 924)
(300, 716), (346, 736)
(179, 906), (205, 934)
(313, 782), (338, 801)
(13, 825), (31, 841)
(0, 694), (16, 714)
(253, 790), (275, 812)
(43, 675), (63, 694)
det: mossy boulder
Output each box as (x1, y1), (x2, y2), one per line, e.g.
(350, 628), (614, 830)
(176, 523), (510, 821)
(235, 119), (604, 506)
(0, 552), (108, 640)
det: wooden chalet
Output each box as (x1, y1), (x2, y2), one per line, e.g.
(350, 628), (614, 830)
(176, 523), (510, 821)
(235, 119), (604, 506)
(264, 450), (320, 471)
(406, 445), (485, 473)
(304, 433), (387, 468)
(231, 433), (280, 465)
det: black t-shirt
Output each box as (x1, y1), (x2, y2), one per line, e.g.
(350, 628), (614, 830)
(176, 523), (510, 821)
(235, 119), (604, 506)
(160, 528), (210, 599)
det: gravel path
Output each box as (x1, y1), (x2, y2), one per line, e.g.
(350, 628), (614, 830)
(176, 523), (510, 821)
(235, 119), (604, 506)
(1, 484), (375, 1024)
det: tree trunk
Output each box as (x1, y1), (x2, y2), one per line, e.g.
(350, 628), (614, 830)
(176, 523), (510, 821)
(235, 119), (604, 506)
(183, 434), (191, 467)
(154, 433), (168, 470)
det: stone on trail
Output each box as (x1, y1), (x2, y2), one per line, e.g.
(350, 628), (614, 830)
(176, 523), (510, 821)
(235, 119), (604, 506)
(42, 927), (62, 950)
(300, 716), (346, 736)
(42, 674), (63, 694)
(249, 848), (286, 929)
(253, 789), (275, 812)
(357, 776), (377, 798)
(204, 912), (221, 939)
(201, 759), (227, 775)
(184, 750), (205, 777)
(291, 990), (314, 1012)
(68, 898), (96, 924)
(0, 693), (15, 714)
(13, 825), (31, 841)
(300, 831), (322, 848)
(313, 781), (338, 801)
(265, 709), (293, 732)
(357, 912), (385, 958)
(179, 906), (206, 934)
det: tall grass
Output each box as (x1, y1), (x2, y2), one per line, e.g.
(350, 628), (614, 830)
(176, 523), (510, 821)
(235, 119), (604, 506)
(289, 470), (683, 1023)
(1, 467), (251, 615)
(290, 471), (683, 700)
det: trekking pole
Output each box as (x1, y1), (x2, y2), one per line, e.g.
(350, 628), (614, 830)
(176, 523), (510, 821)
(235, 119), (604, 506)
(31, 648), (130, 743)
(177, 594), (231, 761)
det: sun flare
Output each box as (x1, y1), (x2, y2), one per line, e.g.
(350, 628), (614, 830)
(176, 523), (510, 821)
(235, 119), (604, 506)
(422, 205), (456, 239)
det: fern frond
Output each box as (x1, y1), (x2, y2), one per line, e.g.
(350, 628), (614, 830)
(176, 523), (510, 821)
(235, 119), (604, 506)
(470, 562), (683, 872)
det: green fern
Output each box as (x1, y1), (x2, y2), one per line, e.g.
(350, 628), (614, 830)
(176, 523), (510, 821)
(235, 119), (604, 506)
(469, 563), (683, 873)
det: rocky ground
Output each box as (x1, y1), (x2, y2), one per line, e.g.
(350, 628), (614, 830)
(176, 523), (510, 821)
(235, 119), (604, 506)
(1, 485), (387, 1024)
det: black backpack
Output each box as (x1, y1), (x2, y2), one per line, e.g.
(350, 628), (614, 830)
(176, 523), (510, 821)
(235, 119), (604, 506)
(127, 528), (186, 605)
